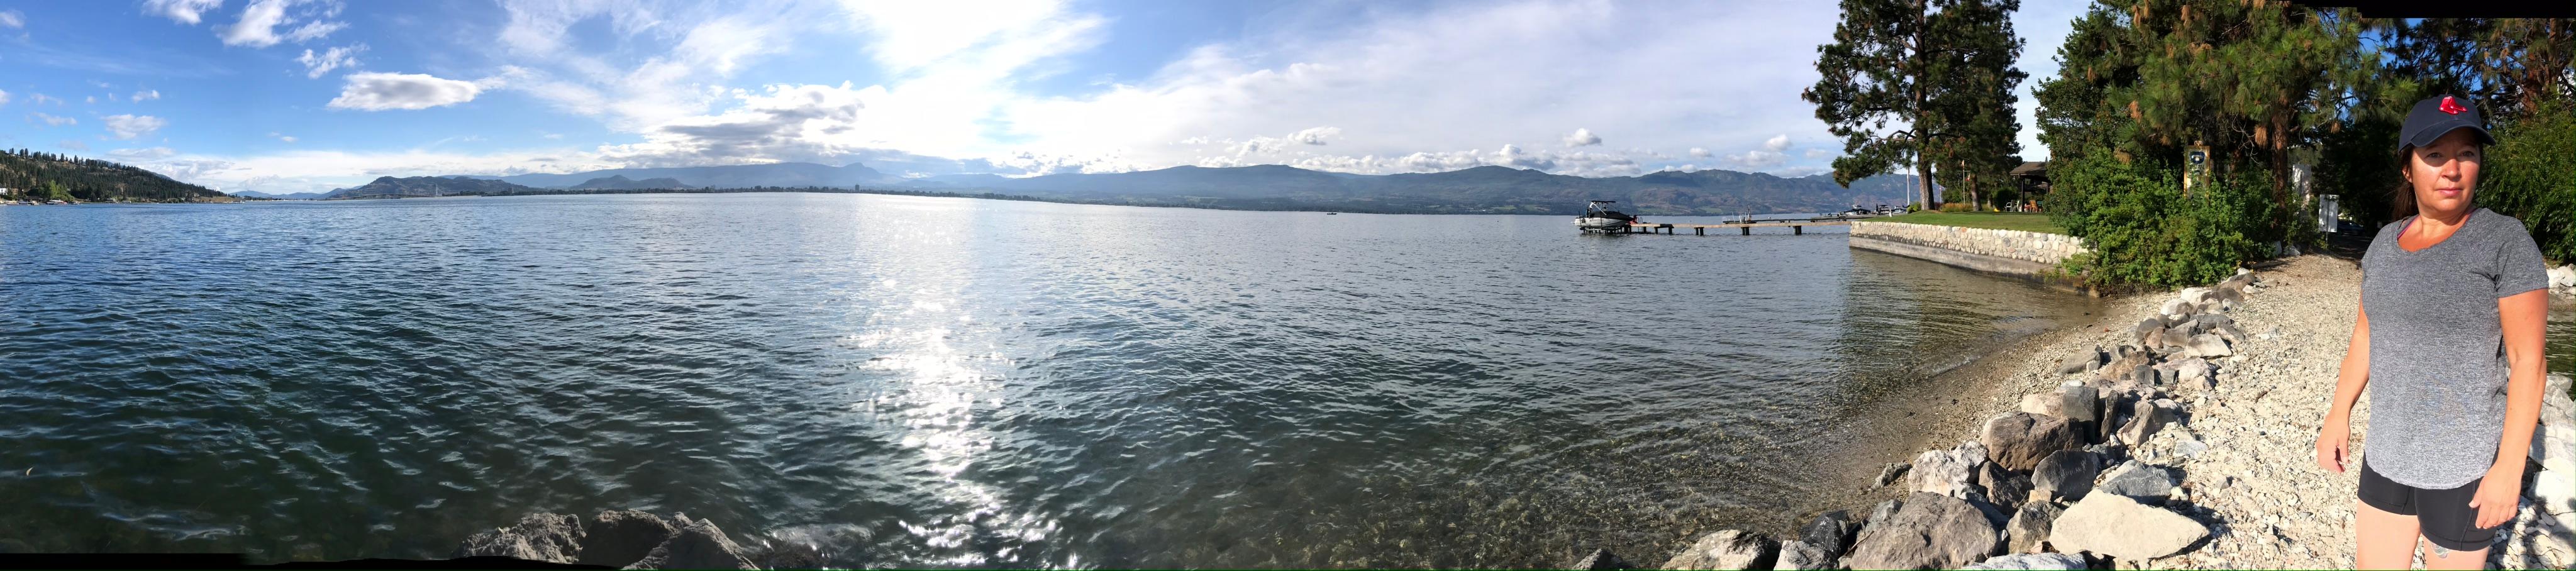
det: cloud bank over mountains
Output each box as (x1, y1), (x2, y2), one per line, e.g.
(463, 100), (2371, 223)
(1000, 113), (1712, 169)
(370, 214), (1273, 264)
(7, 0), (2077, 194)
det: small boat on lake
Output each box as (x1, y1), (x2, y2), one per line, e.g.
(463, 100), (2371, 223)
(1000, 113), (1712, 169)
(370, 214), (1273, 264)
(1575, 200), (1636, 234)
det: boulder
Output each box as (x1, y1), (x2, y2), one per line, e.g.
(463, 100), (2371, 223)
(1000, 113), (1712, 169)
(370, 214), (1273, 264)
(630, 513), (758, 570)
(1982, 413), (2082, 472)
(1960, 553), (2087, 570)
(1876, 463), (1911, 488)
(2055, 346), (2105, 375)
(579, 510), (677, 568)
(2096, 460), (2179, 501)
(2046, 492), (2209, 561)
(1842, 492), (2003, 570)
(2176, 287), (2214, 308)
(2155, 358), (2212, 389)
(2019, 392), (2063, 418)
(2116, 399), (2181, 446)
(2538, 374), (2576, 474)
(1573, 548), (1633, 570)
(2058, 384), (2099, 424)
(2092, 350), (2151, 382)
(2156, 299), (2194, 320)
(2179, 334), (2231, 358)
(1911, 442), (1988, 498)
(1663, 529), (1778, 570)
(454, 513), (586, 563)
(1772, 541), (1832, 570)
(2550, 265), (2576, 289)
(1977, 462), (2032, 511)
(1957, 488), (2014, 529)
(2005, 502), (2063, 554)
(2153, 328), (2192, 355)
(1799, 510), (1859, 561)
(2031, 450), (2101, 503)
(2131, 319), (2163, 346)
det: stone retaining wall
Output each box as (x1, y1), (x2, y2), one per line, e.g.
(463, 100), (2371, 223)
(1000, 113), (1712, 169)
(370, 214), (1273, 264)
(1848, 221), (2091, 278)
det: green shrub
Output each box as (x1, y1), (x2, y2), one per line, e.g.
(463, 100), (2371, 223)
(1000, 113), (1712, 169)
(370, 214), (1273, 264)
(2049, 153), (2273, 288)
(2478, 101), (2576, 263)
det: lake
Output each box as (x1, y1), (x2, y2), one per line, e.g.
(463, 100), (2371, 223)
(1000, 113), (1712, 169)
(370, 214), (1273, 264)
(0, 194), (2109, 567)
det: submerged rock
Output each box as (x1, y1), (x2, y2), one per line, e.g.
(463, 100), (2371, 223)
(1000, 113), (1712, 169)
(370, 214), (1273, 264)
(1662, 529), (1777, 570)
(1572, 548), (1632, 570)
(1842, 492), (2001, 570)
(1799, 510), (1859, 561)
(454, 513), (586, 563)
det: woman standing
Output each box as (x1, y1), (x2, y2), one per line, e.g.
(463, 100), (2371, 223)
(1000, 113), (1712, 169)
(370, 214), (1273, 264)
(2316, 94), (2551, 570)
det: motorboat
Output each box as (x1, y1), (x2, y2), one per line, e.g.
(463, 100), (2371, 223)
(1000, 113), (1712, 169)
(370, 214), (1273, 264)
(1575, 200), (1636, 234)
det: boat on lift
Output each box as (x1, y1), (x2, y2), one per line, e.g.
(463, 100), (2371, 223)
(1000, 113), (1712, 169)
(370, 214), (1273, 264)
(1574, 200), (1636, 234)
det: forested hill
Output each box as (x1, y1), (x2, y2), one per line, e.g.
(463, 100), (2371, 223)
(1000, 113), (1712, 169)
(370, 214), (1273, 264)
(0, 149), (226, 202)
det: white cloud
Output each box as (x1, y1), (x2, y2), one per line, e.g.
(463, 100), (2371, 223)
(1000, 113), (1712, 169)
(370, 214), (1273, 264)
(144, 0), (225, 25)
(1562, 128), (1602, 147)
(31, 94), (60, 105)
(1287, 126), (1340, 145)
(219, 0), (344, 48)
(111, 147), (177, 160)
(28, 113), (75, 126)
(103, 114), (167, 139)
(1762, 133), (1791, 152)
(1804, 148), (1832, 159)
(86, 96), (97, 104)
(296, 43), (364, 78)
(0, 10), (25, 29)
(0, 89), (9, 106)
(133, 89), (162, 101)
(328, 72), (483, 111)
(1688, 147), (1711, 158)
(269, 131), (296, 143)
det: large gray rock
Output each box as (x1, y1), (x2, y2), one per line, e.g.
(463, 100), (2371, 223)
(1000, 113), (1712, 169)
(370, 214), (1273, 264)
(2179, 333), (2231, 358)
(1982, 413), (2082, 472)
(2116, 399), (2181, 446)
(2155, 328), (2192, 354)
(1911, 442), (1988, 498)
(454, 513), (586, 563)
(580, 510), (677, 568)
(1573, 548), (1632, 570)
(1977, 462), (2032, 511)
(1799, 510), (1858, 561)
(1842, 492), (2002, 570)
(2047, 492), (2209, 561)
(1960, 553), (2088, 570)
(1867, 499), (1904, 526)
(2096, 461), (2178, 500)
(2031, 450), (2101, 503)
(1772, 541), (1832, 570)
(2055, 346), (2106, 375)
(1663, 529), (1779, 570)
(2019, 392), (2063, 418)
(2005, 502), (2062, 554)
(2131, 319), (2163, 347)
(2058, 384), (2099, 424)
(630, 513), (758, 570)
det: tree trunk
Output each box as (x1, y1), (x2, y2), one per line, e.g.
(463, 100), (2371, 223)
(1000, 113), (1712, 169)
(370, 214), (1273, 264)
(1911, 1), (1934, 210)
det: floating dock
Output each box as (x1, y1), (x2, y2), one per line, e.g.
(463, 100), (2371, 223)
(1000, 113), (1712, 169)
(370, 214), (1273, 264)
(1609, 218), (1860, 235)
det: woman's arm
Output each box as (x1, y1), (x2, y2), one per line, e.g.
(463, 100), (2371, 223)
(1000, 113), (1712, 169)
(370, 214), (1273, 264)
(2318, 303), (2372, 473)
(2469, 289), (2548, 528)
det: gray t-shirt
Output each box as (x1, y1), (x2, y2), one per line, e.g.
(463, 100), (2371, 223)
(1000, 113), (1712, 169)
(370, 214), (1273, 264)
(2360, 206), (2550, 489)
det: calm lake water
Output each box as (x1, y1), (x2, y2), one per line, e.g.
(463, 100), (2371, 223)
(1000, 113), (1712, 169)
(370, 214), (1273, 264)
(1, 194), (2110, 567)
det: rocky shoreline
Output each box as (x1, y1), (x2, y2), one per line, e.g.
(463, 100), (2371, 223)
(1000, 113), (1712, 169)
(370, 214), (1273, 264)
(1619, 255), (2576, 570)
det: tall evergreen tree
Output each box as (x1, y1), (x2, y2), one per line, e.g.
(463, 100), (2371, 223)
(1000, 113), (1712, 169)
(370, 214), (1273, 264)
(1806, 0), (2027, 209)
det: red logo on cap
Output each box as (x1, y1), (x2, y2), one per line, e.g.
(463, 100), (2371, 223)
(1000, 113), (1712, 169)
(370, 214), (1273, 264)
(2441, 96), (2467, 115)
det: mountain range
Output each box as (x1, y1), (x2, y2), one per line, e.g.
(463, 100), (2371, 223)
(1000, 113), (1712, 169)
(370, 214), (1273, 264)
(253, 160), (1929, 215)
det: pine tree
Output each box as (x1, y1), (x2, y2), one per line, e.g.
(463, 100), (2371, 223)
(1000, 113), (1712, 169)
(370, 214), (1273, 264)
(1806, 0), (2029, 209)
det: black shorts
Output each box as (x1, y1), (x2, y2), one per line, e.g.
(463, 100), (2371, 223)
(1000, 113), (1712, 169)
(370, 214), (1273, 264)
(2358, 461), (2499, 552)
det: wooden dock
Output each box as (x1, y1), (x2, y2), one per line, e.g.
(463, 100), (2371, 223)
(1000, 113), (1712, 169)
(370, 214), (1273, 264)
(1611, 219), (1856, 235)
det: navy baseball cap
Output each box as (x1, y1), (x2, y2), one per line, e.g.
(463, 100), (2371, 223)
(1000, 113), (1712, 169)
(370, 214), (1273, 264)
(2399, 94), (2494, 150)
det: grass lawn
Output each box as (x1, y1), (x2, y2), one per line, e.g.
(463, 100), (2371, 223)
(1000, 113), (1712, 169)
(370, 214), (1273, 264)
(1879, 211), (2068, 235)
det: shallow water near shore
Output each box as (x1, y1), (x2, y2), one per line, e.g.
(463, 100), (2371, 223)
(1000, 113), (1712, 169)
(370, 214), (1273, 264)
(0, 194), (2107, 567)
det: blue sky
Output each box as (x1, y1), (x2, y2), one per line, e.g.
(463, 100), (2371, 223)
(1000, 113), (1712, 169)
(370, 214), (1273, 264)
(0, 0), (2085, 194)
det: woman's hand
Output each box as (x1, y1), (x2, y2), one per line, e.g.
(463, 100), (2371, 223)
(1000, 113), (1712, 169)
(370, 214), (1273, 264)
(2316, 413), (2352, 473)
(2466, 462), (2526, 529)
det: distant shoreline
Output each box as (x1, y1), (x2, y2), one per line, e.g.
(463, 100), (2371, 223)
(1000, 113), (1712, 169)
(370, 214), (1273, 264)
(250, 186), (1858, 218)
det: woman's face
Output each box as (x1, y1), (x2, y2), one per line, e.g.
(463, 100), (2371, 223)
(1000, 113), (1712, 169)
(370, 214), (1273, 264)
(2406, 128), (2484, 217)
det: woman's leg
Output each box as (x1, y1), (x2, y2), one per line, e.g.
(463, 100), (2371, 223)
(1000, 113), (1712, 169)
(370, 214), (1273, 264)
(2355, 499), (2422, 569)
(2418, 536), (2489, 570)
